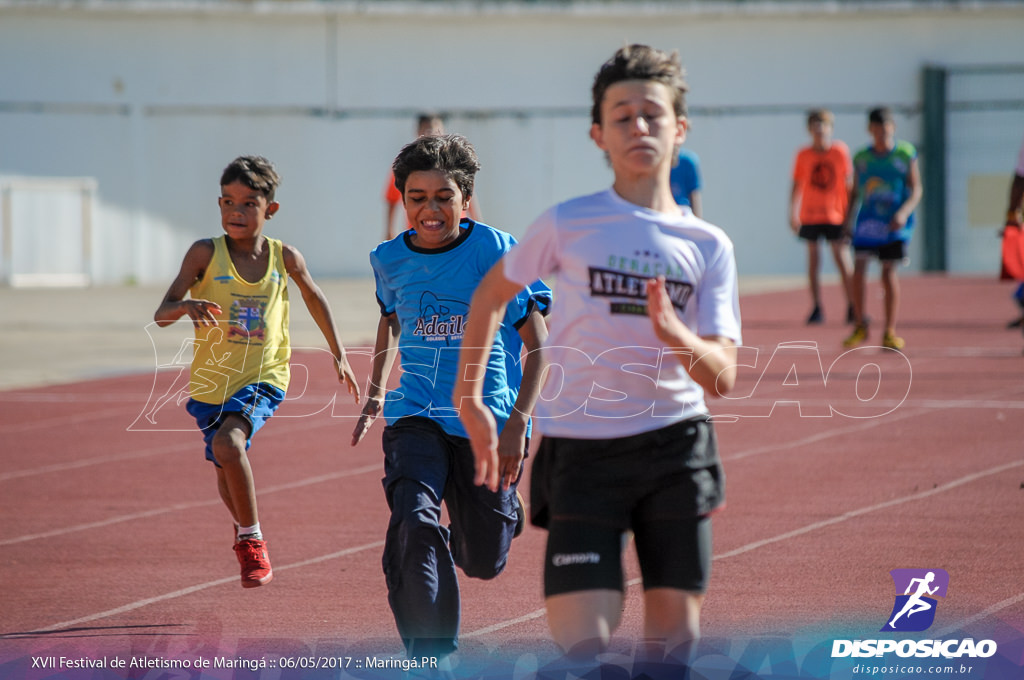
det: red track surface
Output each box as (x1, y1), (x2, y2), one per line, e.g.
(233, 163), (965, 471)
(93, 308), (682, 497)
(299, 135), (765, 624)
(2, 275), (1023, 676)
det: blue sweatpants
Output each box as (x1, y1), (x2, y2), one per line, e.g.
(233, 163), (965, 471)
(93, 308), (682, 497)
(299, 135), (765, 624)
(380, 416), (521, 657)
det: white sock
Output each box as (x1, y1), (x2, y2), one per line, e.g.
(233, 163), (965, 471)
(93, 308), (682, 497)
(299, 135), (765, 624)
(237, 523), (262, 541)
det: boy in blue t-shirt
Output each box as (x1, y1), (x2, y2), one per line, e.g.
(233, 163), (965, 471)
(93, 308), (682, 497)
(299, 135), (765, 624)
(669, 147), (702, 217)
(843, 107), (923, 350)
(351, 134), (550, 661)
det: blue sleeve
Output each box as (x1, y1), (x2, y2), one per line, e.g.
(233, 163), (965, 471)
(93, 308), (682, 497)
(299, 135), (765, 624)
(686, 150), (702, 191)
(494, 227), (551, 328)
(369, 248), (395, 315)
(670, 150), (701, 205)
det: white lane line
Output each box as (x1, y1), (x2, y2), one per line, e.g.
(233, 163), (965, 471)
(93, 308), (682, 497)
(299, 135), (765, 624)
(723, 384), (1024, 463)
(465, 609), (548, 638)
(1, 416), (348, 482)
(5, 540), (386, 637)
(0, 463), (381, 546)
(932, 591), (1024, 638)
(0, 405), (138, 435)
(6, 386), (1018, 481)
(0, 442), (194, 483)
(711, 459), (1023, 561)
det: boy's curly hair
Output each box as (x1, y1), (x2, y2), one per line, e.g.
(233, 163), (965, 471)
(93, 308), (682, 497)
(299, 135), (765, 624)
(392, 134), (481, 200)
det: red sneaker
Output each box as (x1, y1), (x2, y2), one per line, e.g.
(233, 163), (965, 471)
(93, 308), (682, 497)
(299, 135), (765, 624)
(233, 538), (273, 588)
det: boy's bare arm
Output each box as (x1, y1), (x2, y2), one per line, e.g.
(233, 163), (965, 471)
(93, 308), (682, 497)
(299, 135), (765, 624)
(1008, 173), (1024, 226)
(154, 240), (218, 327)
(455, 261), (524, 491)
(892, 158), (923, 229)
(384, 203), (398, 241)
(788, 180), (802, 232)
(646, 276), (737, 397)
(689, 190), (702, 220)
(495, 308), (548, 490)
(351, 313), (400, 446)
(843, 183), (860, 238)
(282, 245), (360, 403)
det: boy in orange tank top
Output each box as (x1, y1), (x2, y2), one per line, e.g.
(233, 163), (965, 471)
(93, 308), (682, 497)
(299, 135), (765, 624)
(789, 109), (855, 325)
(154, 156), (361, 588)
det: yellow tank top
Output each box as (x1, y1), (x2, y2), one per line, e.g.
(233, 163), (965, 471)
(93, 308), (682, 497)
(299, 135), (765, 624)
(188, 235), (290, 404)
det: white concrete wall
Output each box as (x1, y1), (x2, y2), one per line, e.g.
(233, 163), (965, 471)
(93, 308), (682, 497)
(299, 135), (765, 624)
(1, 0), (1022, 285)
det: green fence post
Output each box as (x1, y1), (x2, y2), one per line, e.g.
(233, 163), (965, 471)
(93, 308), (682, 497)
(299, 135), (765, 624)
(921, 65), (948, 272)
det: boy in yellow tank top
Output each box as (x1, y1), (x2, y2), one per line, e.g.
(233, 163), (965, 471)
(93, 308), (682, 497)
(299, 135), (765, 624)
(154, 156), (361, 588)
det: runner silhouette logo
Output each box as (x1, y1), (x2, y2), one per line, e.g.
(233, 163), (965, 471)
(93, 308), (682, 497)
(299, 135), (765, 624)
(881, 568), (949, 632)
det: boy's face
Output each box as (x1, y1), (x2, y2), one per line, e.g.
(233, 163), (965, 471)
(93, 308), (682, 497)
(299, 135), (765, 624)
(218, 180), (278, 241)
(402, 169), (468, 249)
(809, 119), (833, 147)
(590, 80), (685, 178)
(869, 120), (895, 149)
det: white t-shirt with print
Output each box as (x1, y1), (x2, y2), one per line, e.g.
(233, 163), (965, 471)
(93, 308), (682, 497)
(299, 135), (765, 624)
(503, 188), (742, 439)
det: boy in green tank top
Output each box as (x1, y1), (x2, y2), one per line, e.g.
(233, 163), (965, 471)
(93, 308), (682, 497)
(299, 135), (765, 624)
(154, 156), (361, 588)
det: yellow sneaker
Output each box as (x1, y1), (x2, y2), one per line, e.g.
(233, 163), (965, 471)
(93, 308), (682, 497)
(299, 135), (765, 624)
(882, 331), (905, 350)
(843, 324), (868, 348)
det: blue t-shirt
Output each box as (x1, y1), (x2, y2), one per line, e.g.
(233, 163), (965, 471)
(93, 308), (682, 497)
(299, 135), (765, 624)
(852, 141), (918, 246)
(670, 148), (702, 208)
(370, 219), (551, 439)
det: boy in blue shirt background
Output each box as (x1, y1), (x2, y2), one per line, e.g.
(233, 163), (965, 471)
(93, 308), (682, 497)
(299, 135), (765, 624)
(844, 107), (923, 350)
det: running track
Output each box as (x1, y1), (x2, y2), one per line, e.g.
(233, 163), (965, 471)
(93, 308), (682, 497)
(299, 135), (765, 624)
(1, 275), (1023, 678)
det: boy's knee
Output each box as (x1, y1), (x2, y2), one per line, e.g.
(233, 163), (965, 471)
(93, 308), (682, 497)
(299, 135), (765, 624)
(388, 509), (447, 557)
(211, 431), (245, 466)
(452, 533), (510, 579)
(460, 559), (506, 581)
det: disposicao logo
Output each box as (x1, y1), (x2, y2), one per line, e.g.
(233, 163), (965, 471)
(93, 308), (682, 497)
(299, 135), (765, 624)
(831, 568), (998, 660)
(882, 568), (949, 632)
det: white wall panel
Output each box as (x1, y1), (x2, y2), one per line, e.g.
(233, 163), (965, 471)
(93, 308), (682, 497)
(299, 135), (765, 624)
(0, 1), (1021, 284)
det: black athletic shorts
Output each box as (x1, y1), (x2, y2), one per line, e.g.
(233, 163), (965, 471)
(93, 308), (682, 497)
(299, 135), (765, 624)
(798, 223), (845, 242)
(854, 240), (906, 262)
(532, 417), (723, 596)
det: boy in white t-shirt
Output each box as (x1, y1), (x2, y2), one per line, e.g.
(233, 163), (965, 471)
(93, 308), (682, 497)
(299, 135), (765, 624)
(453, 45), (741, 665)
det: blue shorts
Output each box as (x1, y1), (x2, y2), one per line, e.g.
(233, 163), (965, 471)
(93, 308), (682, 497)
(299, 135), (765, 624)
(186, 383), (285, 466)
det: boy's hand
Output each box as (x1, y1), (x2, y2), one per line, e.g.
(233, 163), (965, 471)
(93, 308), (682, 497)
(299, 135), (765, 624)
(646, 276), (688, 345)
(335, 356), (362, 404)
(351, 396), (384, 446)
(495, 418), (527, 491)
(183, 299), (222, 327)
(459, 397), (501, 492)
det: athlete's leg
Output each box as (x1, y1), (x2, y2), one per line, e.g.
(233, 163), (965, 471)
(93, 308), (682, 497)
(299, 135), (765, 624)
(633, 512), (713, 663)
(830, 238), (855, 311)
(807, 239), (821, 308)
(546, 589), (624, 660)
(446, 438), (520, 580)
(881, 260), (900, 335)
(644, 588), (704, 660)
(211, 414), (257, 527)
(215, 467), (239, 524)
(543, 516), (626, 660)
(381, 418), (458, 658)
(850, 256), (870, 325)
